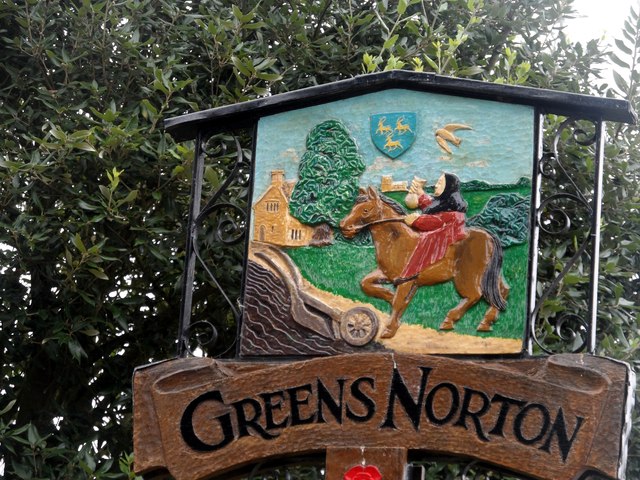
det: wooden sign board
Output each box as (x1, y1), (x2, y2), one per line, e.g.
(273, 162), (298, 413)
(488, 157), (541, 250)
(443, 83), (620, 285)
(133, 353), (634, 480)
(241, 89), (533, 357)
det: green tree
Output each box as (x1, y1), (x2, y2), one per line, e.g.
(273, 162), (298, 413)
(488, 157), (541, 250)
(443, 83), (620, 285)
(0, 0), (637, 478)
(289, 120), (365, 243)
(597, 7), (640, 475)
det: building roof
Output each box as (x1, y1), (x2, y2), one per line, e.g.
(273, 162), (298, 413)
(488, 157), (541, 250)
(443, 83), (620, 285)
(164, 71), (636, 142)
(252, 179), (295, 208)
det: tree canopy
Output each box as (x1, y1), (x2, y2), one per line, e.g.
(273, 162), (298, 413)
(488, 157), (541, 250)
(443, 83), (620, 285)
(0, 0), (638, 478)
(289, 120), (365, 229)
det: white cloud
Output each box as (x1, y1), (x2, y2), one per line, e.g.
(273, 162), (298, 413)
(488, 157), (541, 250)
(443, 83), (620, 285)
(367, 155), (409, 172)
(465, 160), (489, 168)
(281, 148), (299, 163)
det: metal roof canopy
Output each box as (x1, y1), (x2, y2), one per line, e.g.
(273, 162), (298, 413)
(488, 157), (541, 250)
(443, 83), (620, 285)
(164, 70), (636, 141)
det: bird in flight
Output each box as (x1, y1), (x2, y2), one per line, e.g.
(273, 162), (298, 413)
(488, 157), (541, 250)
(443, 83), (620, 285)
(435, 124), (472, 154)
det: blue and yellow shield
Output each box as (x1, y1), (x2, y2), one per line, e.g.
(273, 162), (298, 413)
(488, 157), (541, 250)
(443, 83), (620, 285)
(370, 112), (417, 159)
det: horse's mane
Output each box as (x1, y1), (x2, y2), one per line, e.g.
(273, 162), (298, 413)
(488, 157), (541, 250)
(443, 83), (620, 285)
(355, 191), (407, 215)
(380, 194), (407, 215)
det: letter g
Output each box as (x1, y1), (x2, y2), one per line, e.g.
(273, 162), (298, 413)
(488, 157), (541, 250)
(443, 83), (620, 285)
(181, 390), (235, 451)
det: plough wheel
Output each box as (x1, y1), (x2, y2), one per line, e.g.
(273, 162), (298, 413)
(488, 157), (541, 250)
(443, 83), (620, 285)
(339, 307), (378, 346)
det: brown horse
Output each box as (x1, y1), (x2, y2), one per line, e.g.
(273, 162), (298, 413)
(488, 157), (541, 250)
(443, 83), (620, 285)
(339, 187), (509, 339)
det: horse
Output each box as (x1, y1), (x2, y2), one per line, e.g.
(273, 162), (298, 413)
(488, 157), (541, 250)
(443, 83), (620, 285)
(339, 187), (509, 339)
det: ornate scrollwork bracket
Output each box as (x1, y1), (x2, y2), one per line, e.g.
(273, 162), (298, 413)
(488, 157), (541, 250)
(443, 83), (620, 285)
(176, 131), (251, 357)
(529, 116), (605, 354)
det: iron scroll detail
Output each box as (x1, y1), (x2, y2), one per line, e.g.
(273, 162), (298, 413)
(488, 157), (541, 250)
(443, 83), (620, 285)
(529, 117), (604, 355)
(177, 131), (251, 357)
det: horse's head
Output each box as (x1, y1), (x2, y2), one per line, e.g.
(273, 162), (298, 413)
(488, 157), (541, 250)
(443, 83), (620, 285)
(340, 186), (383, 239)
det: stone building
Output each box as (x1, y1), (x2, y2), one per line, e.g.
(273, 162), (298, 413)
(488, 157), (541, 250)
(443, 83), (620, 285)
(380, 174), (408, 192)
(252, 170), (314, 247)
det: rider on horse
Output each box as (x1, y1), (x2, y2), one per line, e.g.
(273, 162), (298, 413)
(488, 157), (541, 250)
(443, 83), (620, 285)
(397, 173), (468, 283)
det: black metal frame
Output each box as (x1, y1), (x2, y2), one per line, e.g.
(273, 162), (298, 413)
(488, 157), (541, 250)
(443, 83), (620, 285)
(527, 115), (606, 355)
(165, 71), (635, 359)
(176, 131), (252, 357)
(165, 71), (634, 141)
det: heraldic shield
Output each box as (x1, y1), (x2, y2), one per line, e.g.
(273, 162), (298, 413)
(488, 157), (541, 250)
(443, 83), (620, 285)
(370, 112), (416, 159)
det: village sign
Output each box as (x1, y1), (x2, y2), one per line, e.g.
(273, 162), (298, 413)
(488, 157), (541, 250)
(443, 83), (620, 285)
(133, 71), (636, 480)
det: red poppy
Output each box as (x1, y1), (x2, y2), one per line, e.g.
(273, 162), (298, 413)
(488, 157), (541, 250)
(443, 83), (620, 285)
(343, 464), (382, 480)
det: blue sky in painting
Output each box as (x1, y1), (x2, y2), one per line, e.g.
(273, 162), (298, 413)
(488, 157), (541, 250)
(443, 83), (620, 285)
(253, 89), (533, 199)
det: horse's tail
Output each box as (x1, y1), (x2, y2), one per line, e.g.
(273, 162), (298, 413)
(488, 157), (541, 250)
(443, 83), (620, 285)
(481, 233), (507, 311)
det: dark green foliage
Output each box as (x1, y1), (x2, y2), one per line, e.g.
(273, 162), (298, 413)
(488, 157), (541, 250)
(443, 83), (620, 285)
(461, 177), (532, 191)
(290, 120), (365, 227)
(0, 0), (637, 478)
(596, 6), (640, 476)
(468, 193), (531, 247)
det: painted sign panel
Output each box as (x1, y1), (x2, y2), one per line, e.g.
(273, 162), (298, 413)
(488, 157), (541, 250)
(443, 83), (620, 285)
(242, 89), (533, 356)
(133, 354), (634, 480)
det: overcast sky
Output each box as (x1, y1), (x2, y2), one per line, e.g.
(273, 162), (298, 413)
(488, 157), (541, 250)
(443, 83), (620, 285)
(565, 0), (639, 87)
(566, 0), (639, 44)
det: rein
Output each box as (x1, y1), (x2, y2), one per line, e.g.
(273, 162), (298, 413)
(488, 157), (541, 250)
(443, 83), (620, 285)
(350, 216), (406, 232)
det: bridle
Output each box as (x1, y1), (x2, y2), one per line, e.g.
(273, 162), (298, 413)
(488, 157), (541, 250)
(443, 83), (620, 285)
(345, 216), (406, 234)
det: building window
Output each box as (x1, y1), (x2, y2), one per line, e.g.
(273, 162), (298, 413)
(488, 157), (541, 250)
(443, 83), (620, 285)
(266, 201), (280, 212)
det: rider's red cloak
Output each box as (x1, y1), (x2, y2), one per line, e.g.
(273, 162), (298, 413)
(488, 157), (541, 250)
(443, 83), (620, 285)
(401, 194), (466, 279)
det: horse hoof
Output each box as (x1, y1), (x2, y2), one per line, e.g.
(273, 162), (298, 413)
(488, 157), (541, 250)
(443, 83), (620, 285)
(477, 322), (493, 332)
(380, 324), (399, 339)
(439, 319), (455, 330)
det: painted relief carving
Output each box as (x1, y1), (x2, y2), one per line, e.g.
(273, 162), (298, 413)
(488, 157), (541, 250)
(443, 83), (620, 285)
(339, 177), (509, 339)
(252, 243), (379, 347)
(435, 123), (473, 154)
(288, 119), (365, 247)
(241, 90), (533, 356)
(371, 112), (416, 158)
(252, 170), (315, 246)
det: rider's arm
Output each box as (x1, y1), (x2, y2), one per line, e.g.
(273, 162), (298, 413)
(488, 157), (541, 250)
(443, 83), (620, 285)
(404, 192), (433, 210)
(417, 194), (433, 210)
(411, 213), (444, 231)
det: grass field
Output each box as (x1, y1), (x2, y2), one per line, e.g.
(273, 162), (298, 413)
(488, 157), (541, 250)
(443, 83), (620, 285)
(286, 188), (530, 340)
